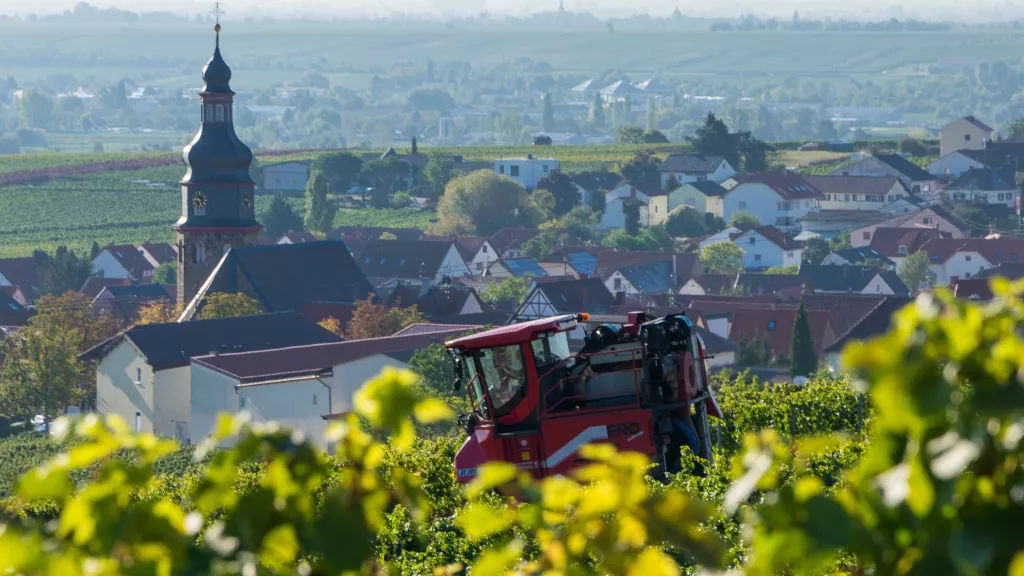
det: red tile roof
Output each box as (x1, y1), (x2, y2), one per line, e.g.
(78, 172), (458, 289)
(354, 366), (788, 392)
(0, 257), (40, 302)
(729, 171), (824, 200)
(140, 242), (178, 265)
(919, 238), (1024, 265)
(732, 226), (803, 251)
(80, 277), (133, 300)
(868, 227), (947, 258)
(193, 328), (476, 383)
(103, 244), (154, 279)
(729, 307), (835, 358)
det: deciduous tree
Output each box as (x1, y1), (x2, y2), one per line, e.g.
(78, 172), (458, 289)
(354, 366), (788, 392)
(136, 299), (181, 325)
(261, 194), (304, 239)
(152, 262), (176, 285)
(542, 92), (555, 132)
(304, 171), (336, 235)
(480, 277), (530, 308)
(312, 151), (362, 195)
(535, 171), (579, 217)
(197, 292), (264, 320)
(343, 295), (425, 340)
(897, 250), (937, 292)
(422, 153), (461, 200)
(436, 170), (537, 236)
(700, 241), (744, 274)
(730, 210), (760, 231)
(38, 247), (91, 296)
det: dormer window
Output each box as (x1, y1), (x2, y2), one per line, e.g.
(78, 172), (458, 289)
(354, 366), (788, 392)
(898, 245), (907, 255)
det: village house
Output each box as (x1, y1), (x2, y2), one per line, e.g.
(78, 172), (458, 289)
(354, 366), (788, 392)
(386, 283), (487, 318)
(879, 195), (927, 215)
(803, 175), (909, 211)
(515, 278), (615, 343)
(678, 274), (809, 297)
(0, 257), (40, 303)
(422, 236), (494, 274)
(728, 307), (836, 362)
(658, 154), (736, 189)
(494, 156), (559, 190)
(277, 231), (319, 245)
(91, 284), (173, 324)
(652, 181), (729, 224)
(598, 80), (644, 103)
(82, 312), (341, 442)
(866, 227), (948, 269)
(852, 206), (969, 248)
(799, 265), (910, 296)
(485, 258), (548, 278)
(730, 226), (804, 270)
(357, 239), (470, 287)
(179, 241), (376, 321)
(598, 183), (653, 230)
(943, 166), (1019, 206)
(569, 171), (622, 206)
(927, 149), (987, 179)
(0, 285), (29, 308)
(261, 161), (310, 193)
(939, 116), (994, 157)
(830, 154), (940, 198)
(488, 228), (545, 259)
(822, 247), (895, 270)
(918, 238), (1024, 284)
(798, 210), (891, 240)
(602, 260), (675, 298)
(720, 171), (824, 233)
(138, 242), (178, 268)
(92, 244), (155, 282)
(824, 297), (911, 371)
(189, 326), (477, 449)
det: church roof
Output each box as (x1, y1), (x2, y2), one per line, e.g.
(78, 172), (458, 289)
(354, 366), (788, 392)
(180, 241), (375, 320)
(202, 26), (233, 94)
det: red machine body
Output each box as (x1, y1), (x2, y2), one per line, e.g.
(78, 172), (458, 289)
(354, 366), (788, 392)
(445, 312), (721, 482)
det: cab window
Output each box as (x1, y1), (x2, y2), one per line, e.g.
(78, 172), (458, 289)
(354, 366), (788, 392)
(476, 344), (526, 416)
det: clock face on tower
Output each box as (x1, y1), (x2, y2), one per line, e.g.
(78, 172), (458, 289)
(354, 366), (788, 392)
(192, 191), (207, 216)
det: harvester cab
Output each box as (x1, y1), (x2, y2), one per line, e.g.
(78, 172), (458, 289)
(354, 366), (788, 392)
(445, 311), (721, 483)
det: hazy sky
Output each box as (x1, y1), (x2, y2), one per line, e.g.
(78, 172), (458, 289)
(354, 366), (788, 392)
(0, 0), (1011, 22)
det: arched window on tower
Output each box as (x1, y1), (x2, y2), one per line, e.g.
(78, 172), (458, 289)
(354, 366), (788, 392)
(215, 104), (225, 122)
(199, 245), (207, 265)
(204, 104), (214, 122)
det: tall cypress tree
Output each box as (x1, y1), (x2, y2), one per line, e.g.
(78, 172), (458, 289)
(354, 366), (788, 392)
(542, 92), (555, 132)
(789, 302), (817, 377)
(304, 170), (335, 235)
(589, 92), (605, 128)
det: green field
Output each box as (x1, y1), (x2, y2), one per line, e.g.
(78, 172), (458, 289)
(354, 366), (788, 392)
(2, 22), (1024, 86)
(0, 145), (687, 257)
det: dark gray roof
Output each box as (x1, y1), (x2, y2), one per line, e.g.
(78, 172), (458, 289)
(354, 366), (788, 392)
(828, 247), (895, 267)
(684, 180), (729, 197)
(532, 278), (615, 315)
(800, 265), (910, 295)
(81, 311), (342, 371)
(660, 154), (726, 174)
(873, 154), (934, 182)
(947, 166), (1017, 191)
(100, 284), (170, 301)
(823, 297), (912, 353)
(976, 262), (1024, 279)
(570, 171), (622, 192)
(189, 241), (375, 316)
(803, 175), (906, 195)
(358, 239), (457, 278)
(617, 261), (674, 294)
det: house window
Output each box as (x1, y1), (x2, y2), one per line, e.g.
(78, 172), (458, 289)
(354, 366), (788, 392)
(748, 237), (756, 245)
(754, 254), (762, 262)
(239, 397), (246, 409)
(965, 134), (971, 141)
(135, 412), (141, 432)
(313, 394), (318, 405)
(215, 104), (225, 122)
(923, 218), (932, 224)
(899, 245), (907, 255)
(998, 193), (1005, 202)
(965, 255), (971, 262)
(135, 368), (142, 384)
(482, 245), (488, 253)
(613, 278), (622, 290)
(542, 165), (549, 173)
(510, 166), (520, 177)
(844, 194), (851, 202)
(476, 262), (483, 272)
(787, 252), (794, 258)
(863, 231), (871, 241)
(964, 272), (971, 279)
(738, 201), (747, 210)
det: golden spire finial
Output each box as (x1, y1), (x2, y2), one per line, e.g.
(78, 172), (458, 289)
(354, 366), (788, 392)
(212, 2), (222, 32)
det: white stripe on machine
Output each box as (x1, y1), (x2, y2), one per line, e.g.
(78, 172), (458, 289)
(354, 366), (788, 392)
(544, 426), (609, 468)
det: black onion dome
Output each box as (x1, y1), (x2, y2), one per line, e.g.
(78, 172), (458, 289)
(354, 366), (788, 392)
(202, 31), (233, 94)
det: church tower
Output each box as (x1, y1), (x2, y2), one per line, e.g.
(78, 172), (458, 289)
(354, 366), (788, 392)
(175, 22), (261, 305)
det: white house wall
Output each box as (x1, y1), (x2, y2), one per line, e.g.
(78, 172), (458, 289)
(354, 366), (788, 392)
(96, 341), (153, 433)
(468, 242), (498, 274)
(861, 275), (895, 295)
(435, 246), (472, 281)
(328, 355), (410, 416)
(238, 378), (330, 450)
(723, 183), (817, 232)
(460, 295), (484, 315)
(678, 280), (708, 296)
(659, 160), (736, 188)
(263, 162), (310, 192)
(92, 251), (132, 279)
(189, 362), (242, 447)
(153, 366), (191, 441)
(927, 153), (984, 178)
(937, 251), (992, 284)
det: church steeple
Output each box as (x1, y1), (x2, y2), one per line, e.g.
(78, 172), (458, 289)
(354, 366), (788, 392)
(175, 20), (261, 308)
